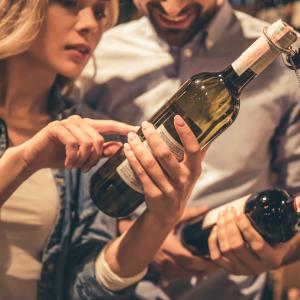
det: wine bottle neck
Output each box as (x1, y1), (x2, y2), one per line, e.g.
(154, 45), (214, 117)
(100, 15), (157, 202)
(223, 21), (297, 96)
(222, 40), (284, 96)
(221, 66), (255, 96)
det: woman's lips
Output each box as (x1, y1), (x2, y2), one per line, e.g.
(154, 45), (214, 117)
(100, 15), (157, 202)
(65, 48), (90, 62)
(64, 44), (91, 62)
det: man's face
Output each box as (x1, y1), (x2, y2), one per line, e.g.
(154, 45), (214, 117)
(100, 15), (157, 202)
(135, 0), (222, 46)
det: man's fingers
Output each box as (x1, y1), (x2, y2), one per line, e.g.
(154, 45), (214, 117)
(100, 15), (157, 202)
(162, 260), (196, 280)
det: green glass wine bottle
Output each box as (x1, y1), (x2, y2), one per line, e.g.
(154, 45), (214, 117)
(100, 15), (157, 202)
(180, 189), (300, 258)
(90, 20), (298, 218)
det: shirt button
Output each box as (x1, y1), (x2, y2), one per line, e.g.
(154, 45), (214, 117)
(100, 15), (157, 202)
(183, 48), (192, 58)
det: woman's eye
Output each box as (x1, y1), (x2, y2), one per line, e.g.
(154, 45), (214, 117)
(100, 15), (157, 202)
(94, 4), (107, 20)
(58, 0), (78, 7)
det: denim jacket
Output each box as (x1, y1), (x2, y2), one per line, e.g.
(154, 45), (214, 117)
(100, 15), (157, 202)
(0, 92), (134, 299)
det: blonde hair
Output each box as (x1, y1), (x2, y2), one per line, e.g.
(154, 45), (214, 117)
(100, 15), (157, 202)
(0, 0), (119, 60)
(105, 0), (119, 30)
(0, 0), (119, 100)
(0, 0), (47, 59)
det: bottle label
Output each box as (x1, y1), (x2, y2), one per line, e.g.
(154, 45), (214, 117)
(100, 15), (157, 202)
(201, 195), (249, 230)
(116, 124), (184, 194)
(116, 158), (144, 194)
(232, 20), (293, 76)
(294, 195), (300, 214)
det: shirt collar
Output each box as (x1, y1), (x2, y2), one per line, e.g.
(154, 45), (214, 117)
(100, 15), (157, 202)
(204, 0), (235, 50)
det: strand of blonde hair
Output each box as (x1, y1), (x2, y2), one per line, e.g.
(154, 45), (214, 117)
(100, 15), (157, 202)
(0, 0), (47, 59)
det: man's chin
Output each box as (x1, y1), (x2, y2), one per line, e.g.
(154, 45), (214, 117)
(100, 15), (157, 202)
(156, 28), (197, 47)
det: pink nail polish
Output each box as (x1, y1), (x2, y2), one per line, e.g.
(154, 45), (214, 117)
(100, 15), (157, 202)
(124, 143), (131, 151)
(141, 121), (149, 129)
(174, 115), (185, 127)
(128, 132), (136, 140)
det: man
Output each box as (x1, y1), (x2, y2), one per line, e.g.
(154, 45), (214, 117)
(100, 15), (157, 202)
(82, 0), (300, 299)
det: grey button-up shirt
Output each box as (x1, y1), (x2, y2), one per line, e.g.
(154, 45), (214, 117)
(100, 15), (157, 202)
(82, 1), (300, 299)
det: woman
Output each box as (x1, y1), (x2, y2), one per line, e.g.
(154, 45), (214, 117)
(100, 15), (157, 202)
(0, 0), (206, 299)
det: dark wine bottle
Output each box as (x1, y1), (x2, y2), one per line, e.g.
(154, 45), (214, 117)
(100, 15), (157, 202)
(90, 20), (298, 218)
(180, 189), (300, 258)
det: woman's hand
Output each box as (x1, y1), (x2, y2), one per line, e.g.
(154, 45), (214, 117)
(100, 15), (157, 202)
(103, 117), (207, 282)
(124, 115), (207, 225)
(207, 206), (294, 275)
(21, 115), (136, 173)
(0, 115), (136, 206)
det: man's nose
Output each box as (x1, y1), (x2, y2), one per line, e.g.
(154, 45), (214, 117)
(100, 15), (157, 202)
(160, 0), (189, 16)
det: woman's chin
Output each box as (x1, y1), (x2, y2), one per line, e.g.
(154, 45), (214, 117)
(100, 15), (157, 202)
(58, 67), (84, 79)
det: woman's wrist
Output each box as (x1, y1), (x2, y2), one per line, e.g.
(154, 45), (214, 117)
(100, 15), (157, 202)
(9, 144), (35, 176)
(0, 145), (35, 205)
(96, 242), (148, 291)
(6, 143), (39, 181)
(144, 208), (180, 230)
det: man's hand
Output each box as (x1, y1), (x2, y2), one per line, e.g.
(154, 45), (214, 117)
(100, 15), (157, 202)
(118, 206), (217, 281)
(152, 206), (217, 281)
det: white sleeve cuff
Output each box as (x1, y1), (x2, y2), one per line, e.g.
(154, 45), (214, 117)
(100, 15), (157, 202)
(95, 243), (148, 291)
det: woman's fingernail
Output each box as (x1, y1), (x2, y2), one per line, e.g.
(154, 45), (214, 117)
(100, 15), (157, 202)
(174, 115), (185, 127)
(128, 132), (136, 140)
(124, 143), (131, 151)
(218, 210), (225, 224)
(228, 206), (235, 212)
(236, 212), (243, 221)
(142, 121), (150, 129)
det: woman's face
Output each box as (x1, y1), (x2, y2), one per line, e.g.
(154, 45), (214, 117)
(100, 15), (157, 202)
(27, 0), (110, 78)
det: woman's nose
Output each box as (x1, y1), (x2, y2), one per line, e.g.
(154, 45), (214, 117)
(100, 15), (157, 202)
(75, 7), (99, 36)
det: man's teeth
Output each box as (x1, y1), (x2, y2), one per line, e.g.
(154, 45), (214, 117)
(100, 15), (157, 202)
(163, 14), (188, 22)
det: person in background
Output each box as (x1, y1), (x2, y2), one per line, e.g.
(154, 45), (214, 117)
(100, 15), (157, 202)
(0, 0), (207, 299)
(81, 0), (300, 299)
